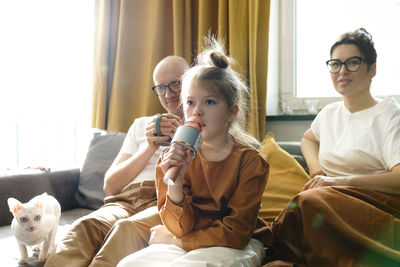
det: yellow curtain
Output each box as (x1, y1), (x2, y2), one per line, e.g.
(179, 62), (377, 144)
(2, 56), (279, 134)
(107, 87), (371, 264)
(92, 0), (270, 140)
(91, 0), (121, 130)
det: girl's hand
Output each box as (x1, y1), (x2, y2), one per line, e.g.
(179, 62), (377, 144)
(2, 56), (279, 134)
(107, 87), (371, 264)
(149, 224), (182, 248)
(161, 143), (192, 184)
(301, 175), (341, 191)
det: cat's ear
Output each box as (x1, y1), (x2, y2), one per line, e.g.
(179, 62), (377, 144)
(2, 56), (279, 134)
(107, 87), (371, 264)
(34, 193), (48, 210)
(7, 198), (23, 215)
(35, 200), (44, 210)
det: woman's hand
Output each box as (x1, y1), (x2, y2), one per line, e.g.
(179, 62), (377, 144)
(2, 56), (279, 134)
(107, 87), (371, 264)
(301, 129), (325, 178)
(149, 224), (182, 248)
(302, 175), (342, 191)
(309, 168), (326, 178)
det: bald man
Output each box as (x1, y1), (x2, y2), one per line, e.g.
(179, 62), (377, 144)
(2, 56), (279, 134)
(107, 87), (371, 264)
(103, 56), (189, 196)
(45, 56), (189, 267)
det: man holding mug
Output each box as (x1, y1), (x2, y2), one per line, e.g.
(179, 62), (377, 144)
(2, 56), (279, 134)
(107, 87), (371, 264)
(104, 56), (187, 196)
(45, 56), (189, 267)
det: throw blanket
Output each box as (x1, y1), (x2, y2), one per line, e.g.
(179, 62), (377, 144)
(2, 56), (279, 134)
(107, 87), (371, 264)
(265, 186), (400, 267)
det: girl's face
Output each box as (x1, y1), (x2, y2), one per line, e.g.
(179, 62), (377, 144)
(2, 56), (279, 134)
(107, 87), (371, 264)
(330, 44), (376, 98)
(183, 81), (236, 142)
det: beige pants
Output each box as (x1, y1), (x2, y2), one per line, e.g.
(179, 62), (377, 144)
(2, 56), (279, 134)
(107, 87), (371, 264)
(44, 181), (162, 267)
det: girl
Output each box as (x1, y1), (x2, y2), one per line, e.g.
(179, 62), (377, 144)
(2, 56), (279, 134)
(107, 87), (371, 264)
(118, 38), (269, 266)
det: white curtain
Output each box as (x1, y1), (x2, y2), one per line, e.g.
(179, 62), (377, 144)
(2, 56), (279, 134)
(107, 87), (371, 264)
(0, 1), (94, 171)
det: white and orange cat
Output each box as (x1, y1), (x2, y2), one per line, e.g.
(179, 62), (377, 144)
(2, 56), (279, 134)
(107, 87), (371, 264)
(7, 193), (61, 264)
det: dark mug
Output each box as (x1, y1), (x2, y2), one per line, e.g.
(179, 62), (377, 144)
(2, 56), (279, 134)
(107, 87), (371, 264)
(154, 114), (172, 146)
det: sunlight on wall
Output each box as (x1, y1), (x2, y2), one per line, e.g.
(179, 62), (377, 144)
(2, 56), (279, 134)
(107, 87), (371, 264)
(296, 0), (400, 98)
(0, 0), (94, 170)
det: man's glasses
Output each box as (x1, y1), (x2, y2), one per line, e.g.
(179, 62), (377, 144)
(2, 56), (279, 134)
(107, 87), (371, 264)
(152, 80), (181, 96)
(326, 56), (364, 74)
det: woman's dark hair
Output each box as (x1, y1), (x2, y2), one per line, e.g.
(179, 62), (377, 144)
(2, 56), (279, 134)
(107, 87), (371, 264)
(330, 28), (377, 66)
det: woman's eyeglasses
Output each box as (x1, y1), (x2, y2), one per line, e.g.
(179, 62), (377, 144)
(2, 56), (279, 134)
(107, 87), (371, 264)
(152, 80), (181, 96)
(326, 56), (364, 74)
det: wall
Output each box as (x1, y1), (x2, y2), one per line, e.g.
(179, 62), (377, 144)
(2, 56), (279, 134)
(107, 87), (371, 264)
(265, 118), (312, 142)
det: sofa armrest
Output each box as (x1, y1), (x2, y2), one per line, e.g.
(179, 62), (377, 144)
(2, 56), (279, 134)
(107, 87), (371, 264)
(276, 141), (302, 155)
(276, 141), (309, 174)
(0, 168), (80, 226)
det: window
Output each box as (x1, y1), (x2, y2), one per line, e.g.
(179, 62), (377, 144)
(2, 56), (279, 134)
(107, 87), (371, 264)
(0, 1), (94, 171)
(267, 0), (400, 115)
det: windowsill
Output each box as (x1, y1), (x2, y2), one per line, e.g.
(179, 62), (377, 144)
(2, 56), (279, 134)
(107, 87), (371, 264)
(266, 114), (316, 121)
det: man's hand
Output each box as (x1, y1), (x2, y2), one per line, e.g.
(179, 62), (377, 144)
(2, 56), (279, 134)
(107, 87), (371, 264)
(149, 224), (182, 248)
(145, 113), (182, 150)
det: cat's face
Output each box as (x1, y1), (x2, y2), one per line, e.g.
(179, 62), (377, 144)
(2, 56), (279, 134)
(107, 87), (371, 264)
(8, 197), (44, 232)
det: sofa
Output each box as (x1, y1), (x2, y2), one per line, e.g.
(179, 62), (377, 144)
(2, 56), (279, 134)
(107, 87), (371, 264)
(0, 130), (308, 267)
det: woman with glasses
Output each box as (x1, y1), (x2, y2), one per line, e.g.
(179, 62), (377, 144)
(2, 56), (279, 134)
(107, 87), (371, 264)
(263, 28), (400, 266)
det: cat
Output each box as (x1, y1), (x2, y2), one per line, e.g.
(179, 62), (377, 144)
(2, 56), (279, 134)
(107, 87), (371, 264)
(7, 192), (61, 264)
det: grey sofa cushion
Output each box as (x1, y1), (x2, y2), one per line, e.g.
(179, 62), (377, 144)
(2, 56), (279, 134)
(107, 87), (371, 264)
(277, 141), (308, 173)
(74, 130), (126, 209)
(0, 169), (80, 226)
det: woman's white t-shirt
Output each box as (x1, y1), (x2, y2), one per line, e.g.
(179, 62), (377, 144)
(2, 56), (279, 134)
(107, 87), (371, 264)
(311, 97), (400, 177)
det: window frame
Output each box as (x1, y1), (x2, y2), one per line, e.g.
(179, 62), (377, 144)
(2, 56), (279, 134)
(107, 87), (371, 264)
(267, 0), (400, 116)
